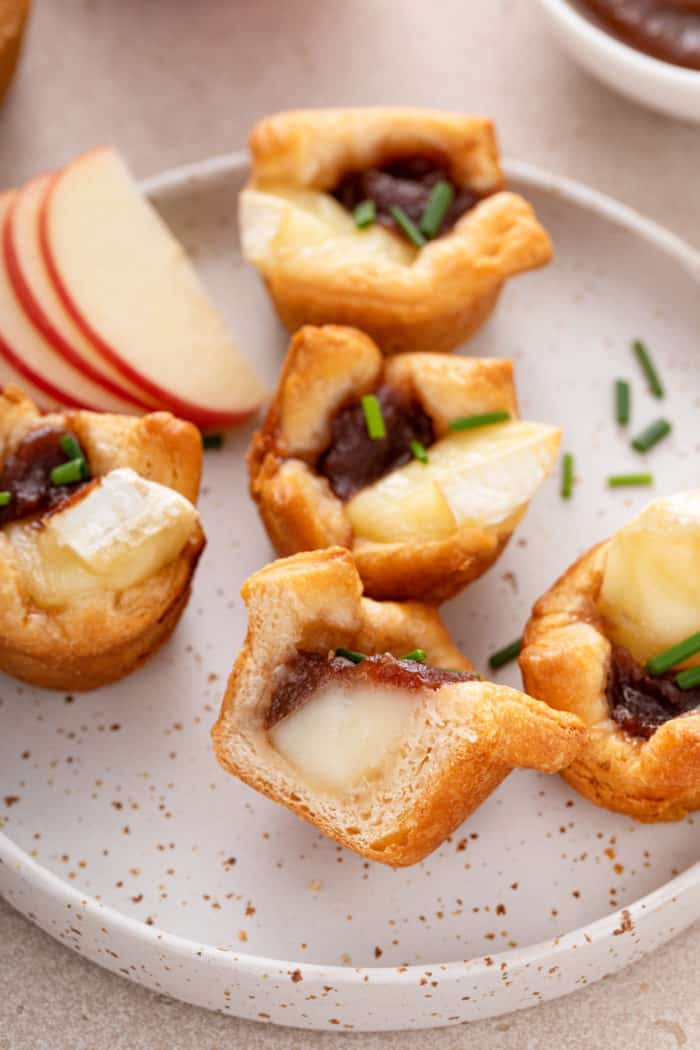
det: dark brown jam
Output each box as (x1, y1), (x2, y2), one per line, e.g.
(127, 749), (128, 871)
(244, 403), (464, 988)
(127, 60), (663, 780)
(0, 426), (88, 527)
(607, 647), (700, 739)
(318, 384), (434, 501)
(333, 156), (482, 241)
(266, 651), (477, 729)
(580, 1), (700, 70)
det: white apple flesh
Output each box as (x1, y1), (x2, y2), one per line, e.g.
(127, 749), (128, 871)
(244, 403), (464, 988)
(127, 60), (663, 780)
(41, 147), (265, 428)
(5, 175), (155, 411)
(0, 192), (143, 413)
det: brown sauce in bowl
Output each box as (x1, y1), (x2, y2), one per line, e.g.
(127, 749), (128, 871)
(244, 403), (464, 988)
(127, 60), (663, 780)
(580, 0), (700, 70)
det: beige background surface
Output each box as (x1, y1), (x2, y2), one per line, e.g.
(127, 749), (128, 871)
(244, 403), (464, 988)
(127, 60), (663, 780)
(0, 1), (698, 1047)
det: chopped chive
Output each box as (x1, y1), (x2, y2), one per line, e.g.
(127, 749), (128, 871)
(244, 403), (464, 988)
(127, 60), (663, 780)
(334, 648), (367, 664)
(0, 490), (11, 507)
(615, 380), (630, 425)
(59, 433), (83, 461)
(403, 649), (427, 663)
(353, 199), (376, 229)
(648, 631), (700, 676)
(631, 418), (671, 453)
(361, 394), (386, 440)
(489, 637), (522, 670)
(607, 473), (653, 488)
(632, 339), (664, 398)
(419, 180), (455, 238)
(448, 411), (510, 432)
(50, 458), (84, 486)
(676, 666), (700, 691)
(389, 205), (426, 248)
(410, 439), (429, 464)
(202, 433), (224, 450)
(561, 452), (575, 499)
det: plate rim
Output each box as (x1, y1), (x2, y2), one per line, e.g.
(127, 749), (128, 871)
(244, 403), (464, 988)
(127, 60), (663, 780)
(2, 151), (699, 990)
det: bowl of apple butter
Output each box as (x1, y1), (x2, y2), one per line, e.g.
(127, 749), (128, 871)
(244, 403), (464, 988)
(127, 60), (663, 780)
(539, 0), (700, 121)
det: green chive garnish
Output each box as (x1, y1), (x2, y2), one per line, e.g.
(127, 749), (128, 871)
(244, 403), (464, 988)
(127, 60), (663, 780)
(59, 434), (82, 461)
(615, 380), (630, 425)
(202, 433), (224, 450)
(335, 648), (367, 664)
(489, 637), (522, 670)
(410, 439), (429, 465)
(353, 200), (376, 229)
(361, 394), (386, 440)
(648, 631), (700, 676)
(607, 473), (653, 488)
(0, 490), (11, 507)
(50, 458), (84, 486)
(632, 339), (664, 398)
(561, 452), (574, 499)
(631, 418), (671, 453)
(389, 206), (426, 248)
(419, 180), (455, 238)
(403, 649), (427, 662)
(676, 666), (700, 691)
(448, 411), (510, 432)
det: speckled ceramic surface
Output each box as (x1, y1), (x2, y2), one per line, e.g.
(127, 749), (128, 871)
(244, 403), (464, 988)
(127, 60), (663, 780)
(1, 154), (699, 1032)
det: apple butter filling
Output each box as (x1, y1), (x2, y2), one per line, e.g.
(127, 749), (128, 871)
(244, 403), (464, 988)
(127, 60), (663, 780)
(0, 427), (89, 526)
(267, 651), (476, 729)
(318, 385), (434, 500)
(333, 156), (482, 242)
(267, 651), (476, 793)
(607, 647), (700, 740)
(580, 0), (700, 71)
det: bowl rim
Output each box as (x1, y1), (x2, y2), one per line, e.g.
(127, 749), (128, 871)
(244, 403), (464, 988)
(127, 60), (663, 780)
(539, 0), (700, 88)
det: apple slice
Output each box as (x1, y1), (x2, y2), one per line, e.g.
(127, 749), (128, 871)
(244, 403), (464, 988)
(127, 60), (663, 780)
(0, 191), (143, 413)
(5, 175), (156, 411)
(40, 147), (265, 428)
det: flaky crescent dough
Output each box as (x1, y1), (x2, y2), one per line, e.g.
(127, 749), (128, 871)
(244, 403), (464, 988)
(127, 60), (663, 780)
(212, 547), (585, 867)
(241, 107), (553, 354)
(0, 386), (205, 691)
(520, 543), (700, 822)
(248, 324), (557, 602)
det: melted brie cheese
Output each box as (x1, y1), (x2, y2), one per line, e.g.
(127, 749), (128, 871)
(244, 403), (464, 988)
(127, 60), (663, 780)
(598, 490), (700, 666)
(240, 186), (417, 269)
(346, 421), (560, 544)
(9, 468), (198, 608)
(269, 683), (416, 793)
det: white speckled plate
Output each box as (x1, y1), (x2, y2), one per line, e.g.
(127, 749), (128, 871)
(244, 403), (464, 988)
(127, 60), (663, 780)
(1, 154), (699, 1032)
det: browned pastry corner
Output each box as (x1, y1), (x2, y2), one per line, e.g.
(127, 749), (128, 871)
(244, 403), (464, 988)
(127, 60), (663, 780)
(212, 547), (585, 867)
(0, 386), (205, 691)
(0, 0), (30, 104)
(239, 107), (552, 354)
(520, 543), (700, 822)
(248, 324), (560, 603)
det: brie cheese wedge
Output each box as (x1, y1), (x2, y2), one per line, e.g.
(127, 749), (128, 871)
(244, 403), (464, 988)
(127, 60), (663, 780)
(10, 468), (198, 607)
(346, 421), (561, 544)
(598, 490), (700, 666)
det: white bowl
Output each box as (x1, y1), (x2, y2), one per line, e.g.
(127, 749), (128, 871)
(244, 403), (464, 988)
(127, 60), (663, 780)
(538, 0), (700, 122)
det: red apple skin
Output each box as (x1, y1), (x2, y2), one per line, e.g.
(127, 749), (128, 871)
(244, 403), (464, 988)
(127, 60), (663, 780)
(0, 328), (96, 410)
(39, 161), (262, 430)
(4, 177), (156, 414)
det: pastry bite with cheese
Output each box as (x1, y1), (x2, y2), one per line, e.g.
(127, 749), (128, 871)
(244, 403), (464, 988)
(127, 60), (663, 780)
(520, 492), (700, 823)
(239, 107), (552, 354)
(249, 325), (560, 602)
(0, 386), (205, 690)
(212, 548), (585, 867)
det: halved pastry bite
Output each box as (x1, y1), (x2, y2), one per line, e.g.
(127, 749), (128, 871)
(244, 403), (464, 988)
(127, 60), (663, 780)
(249, 325), (561, 602)
(0, 386), (205, 690)
(212, 548), (584, 867)
(240, 107), (552, 354)
(520, 492), (700, 822)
